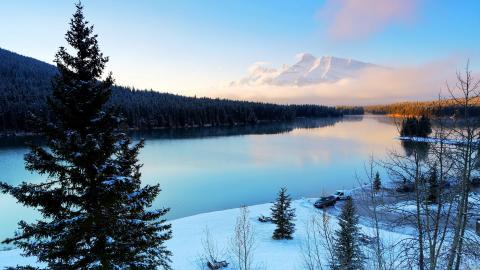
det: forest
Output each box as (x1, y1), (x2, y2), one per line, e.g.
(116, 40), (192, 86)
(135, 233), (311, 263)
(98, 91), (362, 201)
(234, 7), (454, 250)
(364, 99), (480, 117)
(0, 47), (343, 134)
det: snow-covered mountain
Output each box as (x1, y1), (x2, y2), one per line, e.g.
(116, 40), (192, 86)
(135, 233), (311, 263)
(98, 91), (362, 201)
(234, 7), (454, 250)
(234, 53), (380, 86)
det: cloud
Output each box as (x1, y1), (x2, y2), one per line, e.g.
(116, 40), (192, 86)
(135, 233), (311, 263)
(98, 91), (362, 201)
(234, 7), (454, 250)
(318, 0), (417, 41)
(230, 62), (281, 87)
(200, 57), (461, 106)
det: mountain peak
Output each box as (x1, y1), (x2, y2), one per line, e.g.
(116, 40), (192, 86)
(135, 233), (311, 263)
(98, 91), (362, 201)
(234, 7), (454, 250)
(235, 53), (380, 87)
(274, 53), (377, 85)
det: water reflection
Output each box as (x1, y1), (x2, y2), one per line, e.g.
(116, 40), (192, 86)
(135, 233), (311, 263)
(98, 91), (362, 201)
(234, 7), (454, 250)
(0, 115), (400, 243)
(401, 140), (430, 160)
(130, 117), (343, 141)
(0, 118), (343, 149)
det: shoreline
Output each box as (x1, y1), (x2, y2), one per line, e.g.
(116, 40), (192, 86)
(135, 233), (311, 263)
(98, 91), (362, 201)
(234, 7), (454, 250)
(0, 195), (410, 269)
(2, 188), (479, 269)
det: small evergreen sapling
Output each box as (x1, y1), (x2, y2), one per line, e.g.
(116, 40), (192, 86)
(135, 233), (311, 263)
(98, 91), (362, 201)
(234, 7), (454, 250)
(270, 187), (296, 240)
(333, 197), (364, 270)
(373, 171), (382, 192)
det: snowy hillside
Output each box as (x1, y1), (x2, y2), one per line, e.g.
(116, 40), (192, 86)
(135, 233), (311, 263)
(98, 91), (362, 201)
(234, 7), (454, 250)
(0, 198), (408, 270)
(234, 53), (380, 86)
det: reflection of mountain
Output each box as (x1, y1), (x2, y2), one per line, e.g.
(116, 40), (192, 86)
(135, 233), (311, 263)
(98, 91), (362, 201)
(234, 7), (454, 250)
(401, 140), (430, 160)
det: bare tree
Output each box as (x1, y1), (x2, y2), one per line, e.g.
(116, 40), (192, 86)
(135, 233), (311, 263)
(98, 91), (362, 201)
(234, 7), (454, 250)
(445, 61), (480, 270)
(301, 210), (336, 270)
(383, 133), (428, 269)
(198, 226), (225, 270)
(380, 63), (480, 270)
(230, 206), (256, 270)
(356, 156), (398, 270)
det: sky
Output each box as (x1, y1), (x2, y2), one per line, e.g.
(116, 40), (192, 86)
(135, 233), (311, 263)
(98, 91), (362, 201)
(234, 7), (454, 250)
(1, 0), (479, 105)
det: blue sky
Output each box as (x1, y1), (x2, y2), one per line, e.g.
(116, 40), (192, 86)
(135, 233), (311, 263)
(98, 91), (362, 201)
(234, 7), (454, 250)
(1, 0), (479, 103)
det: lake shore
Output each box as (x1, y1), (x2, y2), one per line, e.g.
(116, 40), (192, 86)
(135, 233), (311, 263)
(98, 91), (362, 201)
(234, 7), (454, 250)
(2, 185), (479, 269)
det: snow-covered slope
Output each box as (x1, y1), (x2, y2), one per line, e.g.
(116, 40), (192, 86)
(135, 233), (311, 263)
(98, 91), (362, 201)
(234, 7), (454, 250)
(273, 53), (377, 86)
(0, 198), (409, 270)
(235, 53), (379, 87)
(4, 196), (480, 269)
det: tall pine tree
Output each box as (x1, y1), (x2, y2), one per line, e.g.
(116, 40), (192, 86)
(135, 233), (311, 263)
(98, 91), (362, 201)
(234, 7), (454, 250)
(270, 187), (296, 240)
(0, 3), (172, 269)
(333, 197), (364, 270)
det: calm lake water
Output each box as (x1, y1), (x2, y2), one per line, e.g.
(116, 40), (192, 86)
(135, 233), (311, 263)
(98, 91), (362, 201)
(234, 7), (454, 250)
(0, 115), (402, 242)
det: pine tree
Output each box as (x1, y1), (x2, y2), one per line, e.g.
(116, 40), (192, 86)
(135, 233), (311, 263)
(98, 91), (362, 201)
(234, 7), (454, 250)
(270, 187), (296, 240)
(400, 117), (418, 137)
(373, 171), (381, 192)
(418, 115), (432, 137)
(333, 197), (364, 270)
(0, 3), (172, 269)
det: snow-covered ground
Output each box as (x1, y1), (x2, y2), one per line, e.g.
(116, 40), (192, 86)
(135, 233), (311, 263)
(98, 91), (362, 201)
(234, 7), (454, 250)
(397, 136), (480, 145)
(170, 198), (412, 270)
(0, 198), (411, 269)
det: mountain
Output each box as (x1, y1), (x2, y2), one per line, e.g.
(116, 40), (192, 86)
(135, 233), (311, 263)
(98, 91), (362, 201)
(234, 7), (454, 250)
(0, 48), (343, 133)
(235, 53), (379, 86)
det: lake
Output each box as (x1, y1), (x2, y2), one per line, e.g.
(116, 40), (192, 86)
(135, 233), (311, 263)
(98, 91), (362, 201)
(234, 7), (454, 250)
(0, 115), (402, 242)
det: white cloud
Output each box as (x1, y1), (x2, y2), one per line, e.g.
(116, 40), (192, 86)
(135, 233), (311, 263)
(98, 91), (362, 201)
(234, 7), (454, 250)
(200, 57), (462, 106)
(230, 62), (281, 87)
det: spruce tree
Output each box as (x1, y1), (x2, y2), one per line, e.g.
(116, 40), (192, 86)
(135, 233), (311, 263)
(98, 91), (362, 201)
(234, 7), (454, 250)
(0, 3), (172, 269)
(418, 115), (432, 137)
(333, 197), (364, 270)
(373, 171), (381, 192)
(400, 117), (418, 137)
(270, 187), (296, 240)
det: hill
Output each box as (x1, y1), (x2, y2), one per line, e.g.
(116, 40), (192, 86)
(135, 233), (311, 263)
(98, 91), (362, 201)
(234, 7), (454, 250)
(0, 48), (342, 134)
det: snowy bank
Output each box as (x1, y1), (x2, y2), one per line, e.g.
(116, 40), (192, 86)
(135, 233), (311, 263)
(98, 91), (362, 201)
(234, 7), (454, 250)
(397, 136), (480, 145)
(0, 198), (412, 269)
(170, 198), (415, 269)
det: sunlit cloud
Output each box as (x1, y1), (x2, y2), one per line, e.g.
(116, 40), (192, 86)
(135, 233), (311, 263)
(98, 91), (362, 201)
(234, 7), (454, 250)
(318, 0), (417, 41)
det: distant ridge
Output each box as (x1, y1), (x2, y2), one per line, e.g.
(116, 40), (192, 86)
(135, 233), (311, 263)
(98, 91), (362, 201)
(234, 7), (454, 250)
(0, 47), (342, 133)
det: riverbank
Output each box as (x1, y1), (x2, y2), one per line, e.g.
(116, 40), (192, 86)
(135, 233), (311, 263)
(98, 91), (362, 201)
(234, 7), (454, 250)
(0, 197), (409, 269)
(2, 188), (479, 269)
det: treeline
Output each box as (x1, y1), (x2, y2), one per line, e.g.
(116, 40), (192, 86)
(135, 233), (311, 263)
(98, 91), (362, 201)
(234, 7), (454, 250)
(0, 48), (342, 134)
(109, 89), (341, 130)
(364, 100), (480, 117)
(335, 105), (365, 115)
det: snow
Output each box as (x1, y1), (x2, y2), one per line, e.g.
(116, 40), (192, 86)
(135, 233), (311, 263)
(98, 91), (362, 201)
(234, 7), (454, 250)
(168, 198), (410, 269)
(272, 54), (377, 86)
(5, 194), (478, 269)
(0, 198), (412, 269)
(397, 136), (480, 145)
(376, 200), (453, 216)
